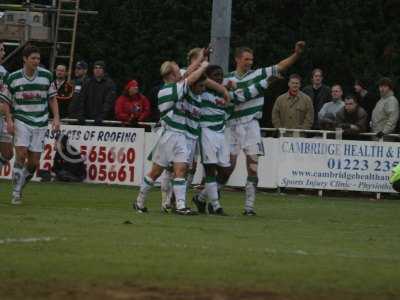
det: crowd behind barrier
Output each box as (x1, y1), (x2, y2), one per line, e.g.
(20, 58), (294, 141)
(49, 60), (399, 143)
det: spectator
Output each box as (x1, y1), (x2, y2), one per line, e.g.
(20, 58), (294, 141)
(303, 68), (331, 129)
(354, 78), (377, 128)
(336, 95), (368, 139)
(318, 84), (344, 130)
(271, 74), (314, 136)
(115, 80), (151, 125)
(371, 77), (399, 141)
(53, 64), (73, 118)
(53, 135), (86, 182)
(77, 60), (116, 124)
(68, 60), (89, 118)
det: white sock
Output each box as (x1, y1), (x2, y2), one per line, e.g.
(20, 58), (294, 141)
(205, 177), (220, 210)
(136, 176), (153, 208)
(245, 176), (258, 211)
(12, 164), (25, 194)
(173, 178), (187, 210)
(161, 170), (173, 207)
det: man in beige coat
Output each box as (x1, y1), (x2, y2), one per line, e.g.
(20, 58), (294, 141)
(272, 74), (314, 136)
(371, 77), (399, 141)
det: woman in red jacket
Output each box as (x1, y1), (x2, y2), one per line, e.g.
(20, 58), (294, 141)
(115, 80), (151, 125)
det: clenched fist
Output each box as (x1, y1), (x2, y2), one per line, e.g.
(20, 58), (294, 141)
(295, 41), (306, 55)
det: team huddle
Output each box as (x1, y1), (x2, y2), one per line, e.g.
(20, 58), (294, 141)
(134, 41), (306, 215)
(0, 44), (60, 204)
(0, 40), (306, 211)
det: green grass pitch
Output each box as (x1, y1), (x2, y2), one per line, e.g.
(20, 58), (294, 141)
(0, 180), (399, 299)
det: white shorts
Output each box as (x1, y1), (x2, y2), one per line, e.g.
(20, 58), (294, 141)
(200, 127), (230, 167)
(150, 130), (194, 168)
(226, 119), (264, 156)
(14, 120), (47, 152)
(0, 117), (13, 144)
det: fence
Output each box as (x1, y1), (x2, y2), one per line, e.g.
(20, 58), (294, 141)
(0, 119), (398, 199)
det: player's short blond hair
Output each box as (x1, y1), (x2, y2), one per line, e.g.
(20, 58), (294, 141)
(160, 61), (177, 78)
(187, 48), (202, 64)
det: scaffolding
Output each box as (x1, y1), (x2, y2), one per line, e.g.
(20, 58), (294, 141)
(0, 0), (97, 79)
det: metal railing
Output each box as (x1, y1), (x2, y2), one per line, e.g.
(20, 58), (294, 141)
(60, 118), (158, 130)
(59, 119), (400, 140)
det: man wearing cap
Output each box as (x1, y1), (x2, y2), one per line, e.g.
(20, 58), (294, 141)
(77, 60), (117, 124)
(371, 77), (399, 141)
(68, 60), (89, 118)
(115, 79), (151, 125)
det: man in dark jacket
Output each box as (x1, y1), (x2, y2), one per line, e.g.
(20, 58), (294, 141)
(354, 79), (377, 129)
(302, 68), (331, 129)
(335, 95), (368, 139)
(77, 61), (116, 124)
(68, 60), (89, 118)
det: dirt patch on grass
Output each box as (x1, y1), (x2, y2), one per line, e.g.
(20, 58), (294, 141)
(0, 281), (396, 300)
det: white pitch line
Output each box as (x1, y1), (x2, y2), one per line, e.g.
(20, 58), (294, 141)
(262, 248), (400, 261)
(0, 237), (64, 245)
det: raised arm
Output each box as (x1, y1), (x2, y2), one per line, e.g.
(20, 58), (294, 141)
(276, 41), (306, 73)
(182, 48), (206, 78)
(186, 61), (209, 86)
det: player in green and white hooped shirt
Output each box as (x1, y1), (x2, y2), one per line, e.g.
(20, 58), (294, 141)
(161, 47), (205, 210)
(192, 65), (233, 215)
(0, 41), (14, 176)
(224, 41), (306, 216)
(134, 59), (210, 215)
(0, 45), (60, 204)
